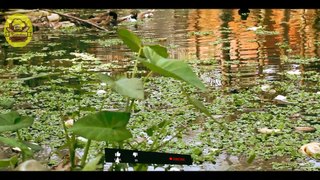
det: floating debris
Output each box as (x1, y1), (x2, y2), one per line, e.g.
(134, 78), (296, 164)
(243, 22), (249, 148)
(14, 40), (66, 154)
(247, 26), (263, 31)
(289, 113), (301, 119)
(263, 68), (276, 74)
(70, 52), (100, 61)
(294, 126), (316, 133)
(274, 95), (290, 104)
(299, 142), (320, 159)
(286, 70), (301, 75)
(64, 119), (74, 128)
(157, 37), (167, 42)
(12, 147), (21, 153)
(96, 89), (106, 95)
(261, 84), (271, 92)
(257, 127), (281, 134)
(261, 84), (276, 94)
(54, 21), (75, 29)
(47, 13), (60, 22)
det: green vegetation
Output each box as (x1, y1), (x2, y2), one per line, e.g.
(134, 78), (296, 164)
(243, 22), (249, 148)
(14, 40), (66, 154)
(0, 28), (212, 171)
(1, 10), (320, 171)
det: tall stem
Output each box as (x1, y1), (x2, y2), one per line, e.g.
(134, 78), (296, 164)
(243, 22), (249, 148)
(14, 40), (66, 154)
(125, 50), (141, 112)
(125, 98), (131, 112)
(143, 71), (153, 83)
(16, 130), (23, 141)
(180, 86), (228, 133)
(50, 74), (75, 168)
(57, 96), (74, 168)
(80, 90), (107, 167)
(80, 139), (91, 167)
(16, 130), (26, 161)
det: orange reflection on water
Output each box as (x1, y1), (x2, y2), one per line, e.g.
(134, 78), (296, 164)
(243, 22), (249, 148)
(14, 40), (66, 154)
(181, 9), (320, 87)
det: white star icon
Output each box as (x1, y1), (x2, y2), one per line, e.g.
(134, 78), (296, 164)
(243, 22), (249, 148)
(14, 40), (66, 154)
(115, 157), (121, 164)
(115, 151), (121, 157)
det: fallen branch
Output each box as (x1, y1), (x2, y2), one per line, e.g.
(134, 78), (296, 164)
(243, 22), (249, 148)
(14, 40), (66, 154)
(0, 9), (38, 15)
(43, 9), (109, 32)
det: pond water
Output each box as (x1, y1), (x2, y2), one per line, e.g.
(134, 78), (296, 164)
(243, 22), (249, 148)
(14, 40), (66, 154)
(3, 9), (320, 84)
(1, 9), (320, 171)
(2, 9), (320, 83)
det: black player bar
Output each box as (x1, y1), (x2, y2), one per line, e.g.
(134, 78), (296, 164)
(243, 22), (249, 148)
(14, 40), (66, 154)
(105, 148), (193, 165)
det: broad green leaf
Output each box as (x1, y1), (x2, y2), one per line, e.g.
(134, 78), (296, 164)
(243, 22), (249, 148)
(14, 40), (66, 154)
(0, 155), (18, 168)
(114, 78), (144, 99)
(141, 46), (206, 91)
(71, 111), (132, 142)
(97, 73), (115, 87)
(97, 74), (144, 99)
(148, 45), (169, 58)
(0, 111), (34, 132)
(118, 29), (142, 53)
(186, 95), (211, 117)
(141, 45), (168, 58)
(142, 45), (162, 64)
(82, 154), (103, 171)
(0, 136), (33, 157)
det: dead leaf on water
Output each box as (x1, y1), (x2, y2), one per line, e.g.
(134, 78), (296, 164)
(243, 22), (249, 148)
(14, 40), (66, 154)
(294, 126), (316, 133)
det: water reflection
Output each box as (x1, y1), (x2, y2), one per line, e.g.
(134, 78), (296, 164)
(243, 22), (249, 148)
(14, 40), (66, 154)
(1, 8), (320, 171)
(2, 9), (320, 84)
(141, 9), (320, 87)
(0, 9), (319, 90)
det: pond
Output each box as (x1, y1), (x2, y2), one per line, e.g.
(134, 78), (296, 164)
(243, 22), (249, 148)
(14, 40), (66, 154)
(0, 9), (320, 171)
